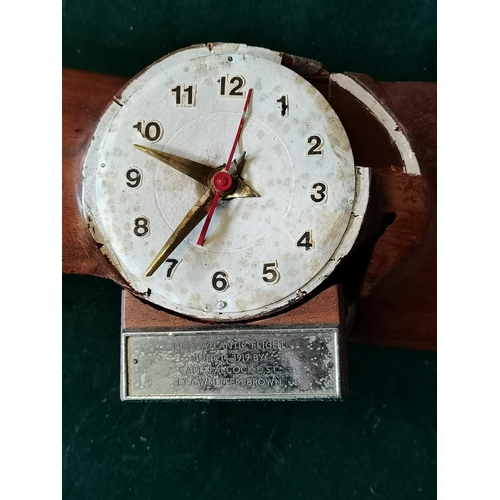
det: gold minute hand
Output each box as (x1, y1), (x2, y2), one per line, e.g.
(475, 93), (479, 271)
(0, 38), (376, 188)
(134, 144), (214, 186)
(145, 187), (215, 277)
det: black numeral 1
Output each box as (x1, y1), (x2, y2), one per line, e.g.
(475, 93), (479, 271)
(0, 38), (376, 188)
(277, 95), (289, 116)
(172, 85), (182, 105)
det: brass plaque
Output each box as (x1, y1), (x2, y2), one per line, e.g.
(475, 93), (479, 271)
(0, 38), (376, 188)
(121, 326), (346, 401)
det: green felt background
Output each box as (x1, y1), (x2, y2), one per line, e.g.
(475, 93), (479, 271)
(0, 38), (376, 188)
(62, 1), (436, 498)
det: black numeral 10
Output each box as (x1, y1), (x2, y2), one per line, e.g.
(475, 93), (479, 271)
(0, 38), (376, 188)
(133, 120), (163, 142)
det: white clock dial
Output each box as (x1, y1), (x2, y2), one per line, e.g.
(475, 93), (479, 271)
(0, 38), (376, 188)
(83, 43), (369, 321)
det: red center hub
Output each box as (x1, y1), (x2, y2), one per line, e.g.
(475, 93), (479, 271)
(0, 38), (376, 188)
(212, 171), (233, 191)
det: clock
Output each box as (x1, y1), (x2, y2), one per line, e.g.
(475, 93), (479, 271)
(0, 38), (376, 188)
(64, 42), (436, 400)
(82, 43), (370, 323)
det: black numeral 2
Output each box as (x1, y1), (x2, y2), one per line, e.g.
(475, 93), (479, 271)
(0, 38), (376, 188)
(307, 135), (323, 156)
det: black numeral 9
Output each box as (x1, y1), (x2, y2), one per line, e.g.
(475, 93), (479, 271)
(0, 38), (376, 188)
(126, 168), (142, 188)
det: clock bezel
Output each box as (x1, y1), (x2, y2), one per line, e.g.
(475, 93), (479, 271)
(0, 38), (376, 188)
(82, 43), (371, 322)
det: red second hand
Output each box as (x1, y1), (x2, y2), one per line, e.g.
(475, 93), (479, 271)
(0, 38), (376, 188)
(196, 88), (253, 246)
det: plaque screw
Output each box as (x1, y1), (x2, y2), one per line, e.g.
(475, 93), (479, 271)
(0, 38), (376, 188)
(217, 301), (227, 310)
(132, 359), (138, 364)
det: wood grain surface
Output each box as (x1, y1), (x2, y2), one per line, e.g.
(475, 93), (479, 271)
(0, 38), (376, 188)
(62, 65), (436, 350)
(121, 285), (341, 330)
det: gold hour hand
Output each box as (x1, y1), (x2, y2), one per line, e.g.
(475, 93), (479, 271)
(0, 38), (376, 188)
(224, 178), (260, 200)
(228, 151), (246, 177)
(146, 188), (215, 276)
(134, 144), (214, 186)
(224, 152), (260, 200)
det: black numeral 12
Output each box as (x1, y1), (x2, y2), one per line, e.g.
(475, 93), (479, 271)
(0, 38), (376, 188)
(219, 76), (245, 96)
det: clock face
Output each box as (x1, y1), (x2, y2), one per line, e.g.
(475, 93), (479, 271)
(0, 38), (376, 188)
(83, 43), (366, 321)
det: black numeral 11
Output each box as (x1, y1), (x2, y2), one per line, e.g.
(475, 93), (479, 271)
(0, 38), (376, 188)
(171, 85), (196, 106)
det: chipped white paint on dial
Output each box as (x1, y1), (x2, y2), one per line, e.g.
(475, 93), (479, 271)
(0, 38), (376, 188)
(83, 44), (368, 321)
(330, 73), (421, 175)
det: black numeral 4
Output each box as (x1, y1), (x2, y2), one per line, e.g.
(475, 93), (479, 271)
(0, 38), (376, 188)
(297, 231), (314, 251)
